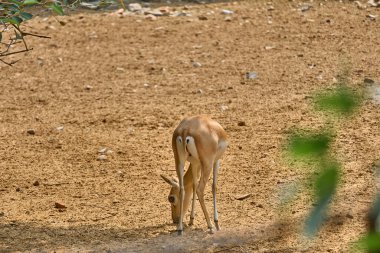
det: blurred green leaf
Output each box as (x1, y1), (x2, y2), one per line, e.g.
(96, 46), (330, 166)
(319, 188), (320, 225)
(8, 0), (22, 6)
(359, 233), (380, 252)
(20, 11), (32, 20)
(314, 86), (361, 116)
(305, 166), (339, 237)
(288, 131), (331, 158)
(50, 3), (64, 15)
(8, 3), (21, 12)
(304, 195), (330, 237)
(9, 16), (22, 25)
(22, 0), (39, 5)
(315, 165), (339, 199)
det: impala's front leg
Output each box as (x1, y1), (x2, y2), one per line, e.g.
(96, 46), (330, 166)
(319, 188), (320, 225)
(176, 160), (185, 235)
(175, 136), (186, 235)
(189, 163), (200, 226)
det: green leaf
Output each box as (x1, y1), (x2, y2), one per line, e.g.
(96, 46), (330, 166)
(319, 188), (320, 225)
(315, 166), (339, 199)
(314, 86), (362, 116)
(8, 0), (22, 7)
(50, 3), (64, 15)
(9, 16), (22, 25)
(358, 233), (380, 252)
(288, 132), (331, 158)
(304, 195), (330, 237)
(23, 0), (39, 5)
(304, 165), (339, 237)
(8, 3), (21, 12)
(20, 11), (33, 20)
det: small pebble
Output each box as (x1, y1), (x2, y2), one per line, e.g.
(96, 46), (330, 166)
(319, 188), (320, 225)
(33, 181), (40, 186)
(27, 129), (36, 135)
(192, 61), (202, 68)
(84, 85), (93, 90)
(54, 202), (67, 209)
(98, 154), (108, 161)
(238, 121), (246, 126)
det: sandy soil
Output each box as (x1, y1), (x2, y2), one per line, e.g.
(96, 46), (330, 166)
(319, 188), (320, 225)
(1, 0), (380, 252)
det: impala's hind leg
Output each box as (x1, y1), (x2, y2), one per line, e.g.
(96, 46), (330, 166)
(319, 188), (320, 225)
(213, 159), (221, 231)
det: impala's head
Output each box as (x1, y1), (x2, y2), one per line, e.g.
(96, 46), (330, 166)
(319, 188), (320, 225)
(160, 174), (181, 223)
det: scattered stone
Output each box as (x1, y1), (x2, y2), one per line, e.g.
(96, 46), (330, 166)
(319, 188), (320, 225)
(145, 9), (163, 17)
(145, 14), (157, 21)
(257, 204), (264, 208)
(193, 89), (203, 94)
(299, 4), (312, 12)
(267, 5), (275, 11)
(84, 85), (93, 90)
(221, 9), (234, 15)
(33, 181), (40, 186)
(192, 61), (202, 68)
(56, 126), (64, 131)
(54, 202), (67, 209)
(79, 2), (99, 10)
(367, 83), (380, 105)
(27, 129), (36, 135)
(116, 67), (125, 73)
(346, 213), (354, 219)
(16, 187), (21, 192)
(220, 105), (229, 111)
(354, 1), (366, 9)
(198, 15), (208, 21)
(128, 3), (142, 12)
(364, 78), (375, 84)
(157, 7), (171, 16)
(37, 57), (44, 67)
(367, 14), (377, 20)
(236, 193), (251, 200)
(115, 8), (124, 15)
(97, 154), (108, 161)
(98, 147), (108, 154)
(224, 16), (232, 22)
(265, 45), (275, 50)
(246, 72), (257, 79)
(238, 121), (246, 126)
(0, 212), (4, 217)
(368, 0), (379, 7)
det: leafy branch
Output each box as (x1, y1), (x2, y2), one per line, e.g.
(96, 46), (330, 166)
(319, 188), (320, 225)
(0, 0), (64, 65)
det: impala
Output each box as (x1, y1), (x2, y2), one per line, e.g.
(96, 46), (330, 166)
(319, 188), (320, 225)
(161, 115), (228, 235)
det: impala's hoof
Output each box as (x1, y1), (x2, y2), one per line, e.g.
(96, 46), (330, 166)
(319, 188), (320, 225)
(189, 218), (194, 226)
(208, 227), (215, 234)
(215, 221), (220, 231)
(177, 230), (183, 236)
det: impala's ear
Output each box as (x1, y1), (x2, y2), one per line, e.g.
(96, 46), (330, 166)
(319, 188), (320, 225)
(160, 174), (179, 188)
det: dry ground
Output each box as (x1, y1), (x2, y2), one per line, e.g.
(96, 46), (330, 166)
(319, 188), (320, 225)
(1, 0), (380, 252)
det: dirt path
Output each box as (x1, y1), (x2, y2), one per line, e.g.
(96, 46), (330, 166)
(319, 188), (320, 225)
(1, 1), (380, 252)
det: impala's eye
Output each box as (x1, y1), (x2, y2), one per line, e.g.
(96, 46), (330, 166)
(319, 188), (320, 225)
(168, 195), (176, 203)
(178, 136), (182, 143)
(186, 137), (190, 144)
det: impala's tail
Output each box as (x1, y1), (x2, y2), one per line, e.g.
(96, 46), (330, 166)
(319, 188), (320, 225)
(184, 136), (199, 160)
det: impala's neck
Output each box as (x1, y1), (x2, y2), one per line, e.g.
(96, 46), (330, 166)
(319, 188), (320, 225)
(182, 165), (194, 215)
